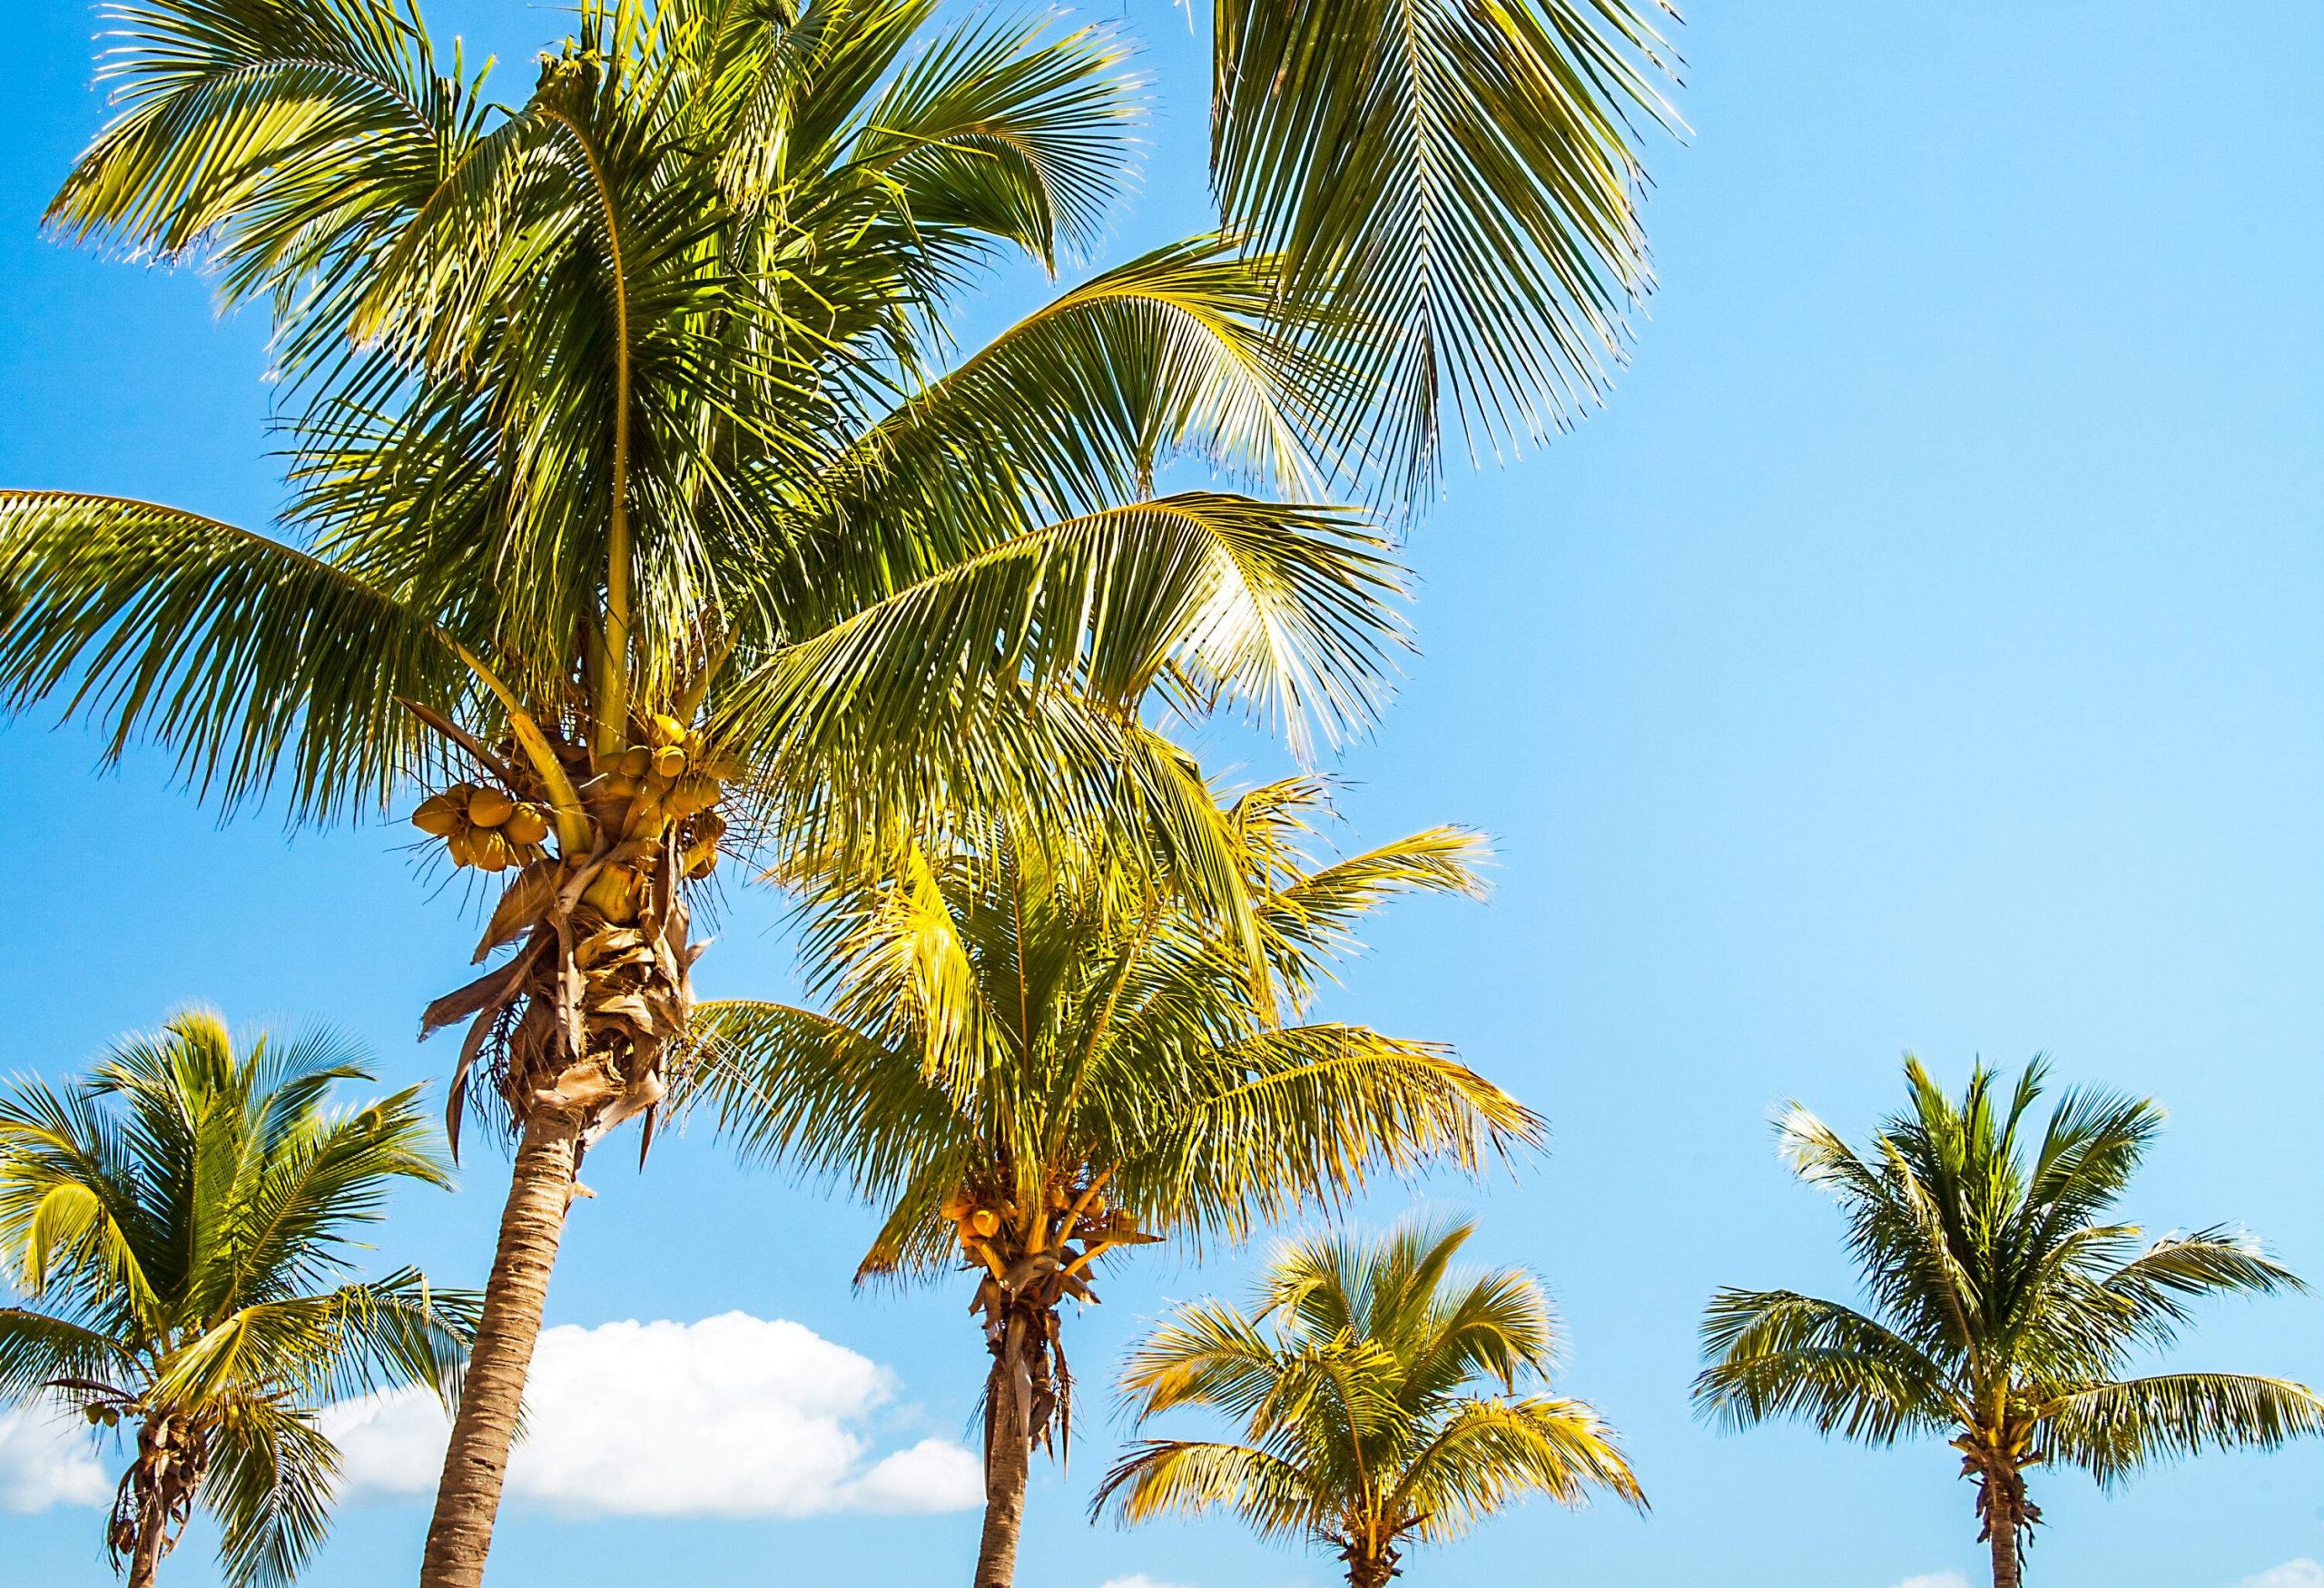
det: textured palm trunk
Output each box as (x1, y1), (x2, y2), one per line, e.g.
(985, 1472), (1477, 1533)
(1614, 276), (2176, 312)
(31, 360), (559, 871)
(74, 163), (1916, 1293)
(966, 1395), (1031, 1588)
(1989, 1522), (2020, 1588)
(973, 1312), (1035, 1588)
(419, 1103), (583, 1588)
(113, 1414), (202, 1588)
(1343, 1544), (1399, 1588)
(411, 724), (716, 1587)
(123, 1482), (166, 1588)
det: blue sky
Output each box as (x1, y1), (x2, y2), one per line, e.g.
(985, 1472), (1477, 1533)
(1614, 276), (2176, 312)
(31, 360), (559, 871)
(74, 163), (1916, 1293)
(3, 3), (2320, 1586)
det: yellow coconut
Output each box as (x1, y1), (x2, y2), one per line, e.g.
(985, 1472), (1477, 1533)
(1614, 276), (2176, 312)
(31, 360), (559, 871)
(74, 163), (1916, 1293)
(617, 745), (653, 779)
(447, 828), (482, 868)
(470, 830), (514, 872)
(410, 793), (465, 837)
(970, 1208), (1000, 1238)
(651, 713), (689, 747)
(467, 787), (516, 828)
(504, 804), (551, 846)
(652, 745), (686, 779)
(582, 866), (639, 922)
(665, 774), (719, 819)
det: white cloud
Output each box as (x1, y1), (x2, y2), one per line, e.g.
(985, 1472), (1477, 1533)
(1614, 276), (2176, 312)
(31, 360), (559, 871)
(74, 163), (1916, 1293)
(0, 1405), (111, 1513)
(1894, 1576), (1967, 1588)
(2243, 1563), (2324, 1588)
(1101, 1577), (1192, 1588)
(324, 1311), (980, 1519)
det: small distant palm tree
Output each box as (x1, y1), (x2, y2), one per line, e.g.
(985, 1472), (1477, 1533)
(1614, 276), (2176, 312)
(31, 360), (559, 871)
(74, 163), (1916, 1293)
(1695, 1056), (2324, 1588)
(0, 1011), (477, 1588)
(1095, 1217), (1642, 1588)
(694, 779), (1541, 1588)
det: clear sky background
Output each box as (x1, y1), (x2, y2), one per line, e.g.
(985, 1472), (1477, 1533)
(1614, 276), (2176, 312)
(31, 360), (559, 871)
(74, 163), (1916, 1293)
(3, 4), (2320, 1586)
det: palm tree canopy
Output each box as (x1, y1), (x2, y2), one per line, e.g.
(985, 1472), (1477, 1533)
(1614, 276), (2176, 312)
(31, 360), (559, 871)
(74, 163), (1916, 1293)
(1095, 1217), (1641, 1560)
(689, 774), (1539, 1277)
(1, 0), (1401, 842)
(1694, 1055), (2324, 1484)
(0, 1011), (478, 1588)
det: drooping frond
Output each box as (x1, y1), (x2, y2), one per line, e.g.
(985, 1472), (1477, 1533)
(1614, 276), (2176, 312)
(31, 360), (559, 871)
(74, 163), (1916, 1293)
(2040, 1372), (2324, 1486)
(720, 492), (1407, 779)
(0, 493), (469, 821)
(1211, 0), (1682, 492)
(1693, 1288), (1955, 1442)
(1390, 1394), (1643, 1532)
(1092, 1438), (1327, 1541)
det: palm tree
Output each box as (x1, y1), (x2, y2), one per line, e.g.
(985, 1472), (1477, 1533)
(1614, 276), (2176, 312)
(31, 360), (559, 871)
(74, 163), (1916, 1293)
(0, 1011), (476, 1588)
(1094, 1216), (1642, 1588)
(2, 5), (1419, 1582)
(1694, 1056), (2324, 1588)
(691, 777), (1541, 1587)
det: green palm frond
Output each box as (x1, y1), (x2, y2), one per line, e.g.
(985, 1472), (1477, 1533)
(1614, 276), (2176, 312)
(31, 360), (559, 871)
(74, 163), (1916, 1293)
(1210, 0), (1681, 492)
(1693, 1288), (1954, 1441)
(843, 9), (1134, 272)
(204, 1396), (340, 1588)
(0, 492), (469, 820)
(46, 0), (491, 380)
(721, 492), (1405, 779)
(1390, 1394), (1643, 1530)
(1091, 1438), (1327, 1541)
(2041, 1372), (2324, 1485)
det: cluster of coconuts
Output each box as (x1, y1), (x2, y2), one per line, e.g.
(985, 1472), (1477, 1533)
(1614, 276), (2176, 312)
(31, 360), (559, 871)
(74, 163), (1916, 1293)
(942, 1184), (1130, 1258)
(410, 783), (554, 872)
(592, 714), (743, 883)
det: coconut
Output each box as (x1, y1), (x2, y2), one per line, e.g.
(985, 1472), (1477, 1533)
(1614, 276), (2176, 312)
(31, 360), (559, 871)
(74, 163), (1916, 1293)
(665, 774), (719, 819)
(651, 713), (689, 747)
(653, 745), (687, 779)
(411, 793), (464, 836)
(617, 745), (653, 779)
(970, 1208), (1000, 1237)
(504, 805), (551, 845)
(582, 865), (639, 923)
(468, 788), (516, 828)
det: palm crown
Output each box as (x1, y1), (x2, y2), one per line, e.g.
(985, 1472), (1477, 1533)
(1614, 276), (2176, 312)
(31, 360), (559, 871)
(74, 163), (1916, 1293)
(1695, 1056), (2324, 1587)
(1096, 1216), (1642, 1588)
(692, 776), (1541, 1585)
(0, 1011), (476, 1588)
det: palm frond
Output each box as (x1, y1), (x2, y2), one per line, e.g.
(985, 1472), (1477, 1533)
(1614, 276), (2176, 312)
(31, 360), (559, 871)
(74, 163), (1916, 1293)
(1211, 0), (1681, 492)
(0, 492), (469, 821)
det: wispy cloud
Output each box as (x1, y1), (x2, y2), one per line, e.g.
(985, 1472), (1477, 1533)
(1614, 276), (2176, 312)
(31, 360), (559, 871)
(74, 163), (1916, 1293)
(1895, 1575), (1968, 1588)
(0, 1406), (110, 1513)
(1100, 1576), (1193, 1588)
(2242, 1563), (2324, 1588)
(325, 1311), (980, 1519)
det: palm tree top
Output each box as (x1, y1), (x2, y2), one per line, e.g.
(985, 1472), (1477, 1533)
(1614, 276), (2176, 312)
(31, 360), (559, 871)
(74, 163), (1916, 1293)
(0, 1011), (477, 1587)
(1697, 1053), (2322, 1484)
(1097, 1215), (1641, 1587)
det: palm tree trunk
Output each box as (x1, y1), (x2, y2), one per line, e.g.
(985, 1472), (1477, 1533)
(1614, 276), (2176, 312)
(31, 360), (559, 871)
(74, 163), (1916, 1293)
(1989, 1522), (2020, 1588)
(124, 1485), (166, 1588)
(419, 1103), (583, 1588)
(972, 1314), (1033, 1588)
